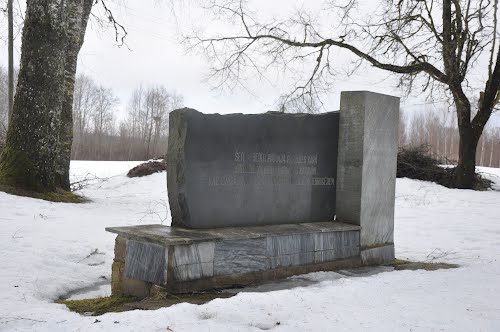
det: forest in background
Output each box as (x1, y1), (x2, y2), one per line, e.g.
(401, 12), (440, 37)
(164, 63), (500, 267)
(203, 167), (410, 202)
(0, 65), (499, 166)
(399, 108), (500, 168)
(0, 66), (183, 161)
(70, 74), (183, 160)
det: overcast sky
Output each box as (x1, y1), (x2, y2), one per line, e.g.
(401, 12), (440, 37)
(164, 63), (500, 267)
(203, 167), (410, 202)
(1, 0), (499, 127)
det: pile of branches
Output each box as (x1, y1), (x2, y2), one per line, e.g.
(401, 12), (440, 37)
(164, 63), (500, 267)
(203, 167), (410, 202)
(397, 144), (453, 187)
(127, 160), (167, 178)
(396, 145), (491, 190)
(397, 144), (455, 187)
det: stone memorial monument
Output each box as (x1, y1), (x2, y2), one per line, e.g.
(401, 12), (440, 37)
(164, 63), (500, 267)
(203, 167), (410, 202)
(107, 91), (399, 297)
(167, 110), (340, 228)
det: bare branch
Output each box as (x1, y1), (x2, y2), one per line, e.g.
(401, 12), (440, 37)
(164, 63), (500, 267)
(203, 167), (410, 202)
(97, 0), (128, 47)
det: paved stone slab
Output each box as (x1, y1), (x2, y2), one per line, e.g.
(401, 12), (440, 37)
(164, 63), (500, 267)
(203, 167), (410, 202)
(167, 108), (339, 228)
(106, 222), (360, 246)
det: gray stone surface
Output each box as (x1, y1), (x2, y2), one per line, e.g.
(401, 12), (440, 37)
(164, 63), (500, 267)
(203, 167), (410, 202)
(167, 108), (339, 228)
(336, 91), (399, 249)
(214, 238), (270, 275)
(270, 252), (315, 268)
(172, 242), (215, 281)
(173, 242), (215, 266)
(124, 240), (167, 284)
(110, 222), (362, 291)
(173, 262), (214, 281)
(109, 223), (361, 281)
(269, 233), (316, 256)
(106, 221), (360, 246)
(361, 244), (395, 265)
(210, 229), (360, 274)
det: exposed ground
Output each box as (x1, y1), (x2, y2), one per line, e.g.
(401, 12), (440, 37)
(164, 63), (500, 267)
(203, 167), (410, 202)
(57, 259), (459, 316)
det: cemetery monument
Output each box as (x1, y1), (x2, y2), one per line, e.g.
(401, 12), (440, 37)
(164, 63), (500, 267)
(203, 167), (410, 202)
(106, 91), (399, 297)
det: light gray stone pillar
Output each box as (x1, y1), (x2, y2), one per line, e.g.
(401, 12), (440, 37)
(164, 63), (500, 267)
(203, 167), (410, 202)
(336, 91), (399, 265)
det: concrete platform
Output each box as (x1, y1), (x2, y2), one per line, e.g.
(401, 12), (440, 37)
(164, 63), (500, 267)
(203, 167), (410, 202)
(106, 222), (362, 296)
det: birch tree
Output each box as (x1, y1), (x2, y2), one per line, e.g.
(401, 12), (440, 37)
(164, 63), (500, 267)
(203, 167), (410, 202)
(56, 0), (93, 190)
(0, 0), (92, 192)
(0, 0), (124, 193)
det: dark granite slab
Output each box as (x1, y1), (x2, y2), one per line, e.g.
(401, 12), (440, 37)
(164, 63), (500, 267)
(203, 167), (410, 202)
(167, 108), (339, 228)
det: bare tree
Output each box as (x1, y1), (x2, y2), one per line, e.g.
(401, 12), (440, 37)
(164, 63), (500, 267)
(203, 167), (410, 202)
(71, 75), (122, 160)
(70, 79), (184, 161)
(123, 85), (183, 160)
(91, 86), (118, 159)
(402, 107), (500, 168)
(144, 86), (169, 158)
(184, 0), (500, 188)
(398, 110), (407, 147)
(0, 67), (8, 142)
(0, 66), (18, 144)
(73, 75), (97, 136)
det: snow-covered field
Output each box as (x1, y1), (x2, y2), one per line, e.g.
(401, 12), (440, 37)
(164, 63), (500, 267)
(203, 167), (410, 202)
(0, 161), (499, 331)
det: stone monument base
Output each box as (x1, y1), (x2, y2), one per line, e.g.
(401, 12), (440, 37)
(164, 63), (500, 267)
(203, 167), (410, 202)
(106, 222), (362, 297)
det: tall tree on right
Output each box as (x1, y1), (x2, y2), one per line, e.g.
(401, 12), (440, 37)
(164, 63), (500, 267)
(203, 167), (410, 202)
(187, 0), (500, 189)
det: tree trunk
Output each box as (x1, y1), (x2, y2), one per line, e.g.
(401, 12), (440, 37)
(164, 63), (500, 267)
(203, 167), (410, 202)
(0, 1), (69, 191)
(7, 0), (14, 123)
(56, 0), (92, 190)
(455, 124), (479, 189)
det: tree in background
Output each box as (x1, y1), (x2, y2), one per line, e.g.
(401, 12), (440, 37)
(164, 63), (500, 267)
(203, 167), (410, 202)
(92, 86), (118, 157)
(72, 74), (97, 154)
(0, 67), (8, 141)
(0, 66), (18, 144)
(401, 109), (500, 168)
(123, 85), (183, 160)
(70, 75), (184, 161)
(185, 0), (500, 189)
(7, 0), (14, 123)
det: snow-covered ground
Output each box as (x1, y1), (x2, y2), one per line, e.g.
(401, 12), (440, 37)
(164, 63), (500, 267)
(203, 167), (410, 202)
(0, 161), (499, 331)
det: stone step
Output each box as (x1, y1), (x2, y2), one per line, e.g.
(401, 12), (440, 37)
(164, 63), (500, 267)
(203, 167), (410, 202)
(107, 222), (361, 296)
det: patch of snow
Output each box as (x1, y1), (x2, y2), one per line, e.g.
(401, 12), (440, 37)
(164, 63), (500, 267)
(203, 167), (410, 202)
(0, 162), (499, 331)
